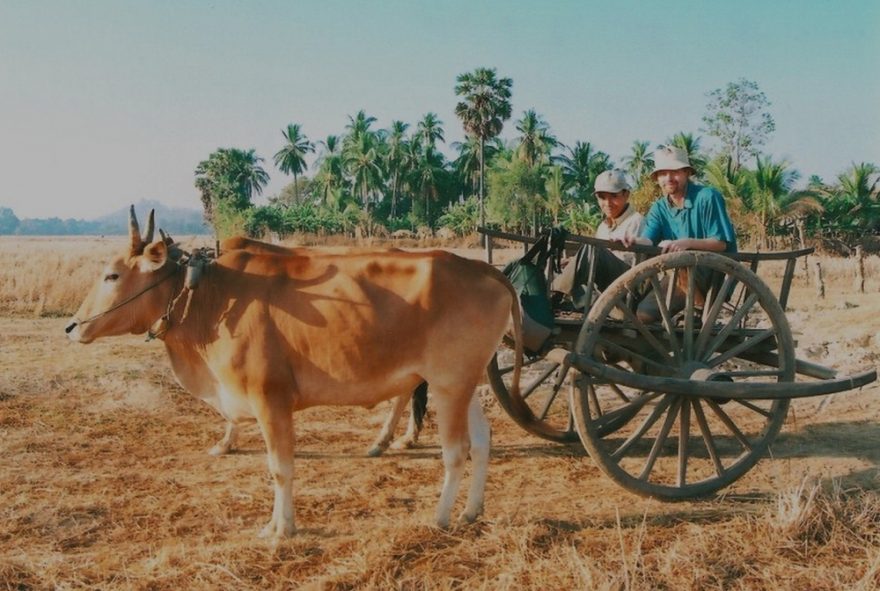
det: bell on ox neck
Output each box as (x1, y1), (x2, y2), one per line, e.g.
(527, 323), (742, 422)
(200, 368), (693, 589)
(185, 259), (204, 290)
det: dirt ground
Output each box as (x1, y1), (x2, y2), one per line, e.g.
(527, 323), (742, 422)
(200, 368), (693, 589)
(1, 243), (878, 590)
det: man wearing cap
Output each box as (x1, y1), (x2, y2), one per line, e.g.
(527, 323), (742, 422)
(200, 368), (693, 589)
(551, 169), (644, 308)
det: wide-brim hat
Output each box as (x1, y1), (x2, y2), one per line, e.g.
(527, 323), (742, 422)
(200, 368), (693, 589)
(651, 145), (694, 177)
(594, 169), (631, 194)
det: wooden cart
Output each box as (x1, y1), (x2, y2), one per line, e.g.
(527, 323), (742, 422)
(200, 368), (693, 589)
(481, 228), (877, 499)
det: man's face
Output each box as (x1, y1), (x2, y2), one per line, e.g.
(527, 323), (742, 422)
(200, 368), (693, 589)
(655, 168), (691, 198)
(596, 191), (629, 220)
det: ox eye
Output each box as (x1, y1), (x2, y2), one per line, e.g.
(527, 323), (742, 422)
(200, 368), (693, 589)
(104, 273), (119, 282)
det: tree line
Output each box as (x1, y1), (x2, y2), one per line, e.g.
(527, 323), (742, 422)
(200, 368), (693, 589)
(0, 201), (207, 236)
(194, 73), (879, 248)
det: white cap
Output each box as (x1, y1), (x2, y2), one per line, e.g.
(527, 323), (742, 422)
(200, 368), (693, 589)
(594, 169), (631, 194)
(651, 145), (694, 177)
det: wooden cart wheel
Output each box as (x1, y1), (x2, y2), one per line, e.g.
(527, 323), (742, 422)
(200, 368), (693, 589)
(571, 251), (795, 499)
(488, 347), (580, 443)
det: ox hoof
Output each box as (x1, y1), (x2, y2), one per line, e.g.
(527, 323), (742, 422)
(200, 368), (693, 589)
(259, 520), (296, 539)
(366, 445), (387, 458)
(458, 506), (483, 524)
(389, 437), (416, 450)
(208, 444), (232, 457)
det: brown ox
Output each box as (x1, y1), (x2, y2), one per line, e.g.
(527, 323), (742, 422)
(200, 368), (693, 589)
(65, 208), (522, 537)
(216, 236), (428, 458)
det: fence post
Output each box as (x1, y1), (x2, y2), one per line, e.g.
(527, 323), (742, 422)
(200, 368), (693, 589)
(854, 246), (865, 294)
(796, 219), (808, 279)
(812, 259), (825, 299)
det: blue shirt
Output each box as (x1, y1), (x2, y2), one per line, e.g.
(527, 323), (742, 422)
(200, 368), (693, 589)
(641, 182), (738, 253)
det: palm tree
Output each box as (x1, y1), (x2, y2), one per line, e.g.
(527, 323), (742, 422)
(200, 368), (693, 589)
(454, 67), (514, 229)
(409, 147), (448, 227)
(514, 109), (557, 167)
(837, 162), (880, 233)
(704, 156), (751, 221)
(666, 132), (707, 176)
(416, 113), (444, 151)
(452, 136), (480, 197)
(345, 110), (377, 143)
(314, 135), (345, 207)
(544, 165), (566, 225)
(384, 121), (410, 218)
(748, 156), (822, 248)
(195, 148), (269, 215)
(557, 141), (612, 201)
(273, 123), (314, 203)
(344, 131), (383, 214)
(623, 140), (653, 188)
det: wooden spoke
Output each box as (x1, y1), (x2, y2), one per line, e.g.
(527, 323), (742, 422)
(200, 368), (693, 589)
(705, 399), (752, 451)
(614, 300), (675, 363)
(587, 381), (603, 417)
(706, 328), (775, 368)
(683, 268), (697, 360)
(611, 394), (671, 460)
(537, 378), (564, 421)
(639, 397), (682, 481)
(733, 399), (773, 418)
(544, 361), (571, 407)
(597, 337), (672, 375)
(521, 362), (560, 400)
(648, 275), (682, 363)
(692, 399), (725, 477)
(677, 399), (691, 486)
(699, 293), (759, 362)
(597, 390), (661, 424)
(666, 268), (679, 312)
(608, 382), (632, 403)
(696, 274), (738, 353)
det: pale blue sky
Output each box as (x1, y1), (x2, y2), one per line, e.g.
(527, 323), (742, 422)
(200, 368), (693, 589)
(1, 0), (878, 219)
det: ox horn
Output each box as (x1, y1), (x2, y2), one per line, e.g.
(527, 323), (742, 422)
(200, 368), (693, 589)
(129, 205), (143, 254)
(142, 209), (155, 244)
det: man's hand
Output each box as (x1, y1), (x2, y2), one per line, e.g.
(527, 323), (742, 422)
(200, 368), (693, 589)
(658, 239), (689, 252)
(621, 234), (650, 248)
(658, 238), (726, 253)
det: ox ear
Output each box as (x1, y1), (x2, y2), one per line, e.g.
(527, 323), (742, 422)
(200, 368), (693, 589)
(139, 240), (168, 272)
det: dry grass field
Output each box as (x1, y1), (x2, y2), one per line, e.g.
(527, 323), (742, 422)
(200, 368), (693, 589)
(1, 235), (879, 590)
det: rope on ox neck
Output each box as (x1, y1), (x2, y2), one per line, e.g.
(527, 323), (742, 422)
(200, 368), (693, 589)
(146, 247), (215, 341)
(77, 264), (183, 327)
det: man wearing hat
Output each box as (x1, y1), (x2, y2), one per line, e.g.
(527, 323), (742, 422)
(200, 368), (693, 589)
(623, 144), (738, 321)
(627, 145), (736, 253)
(551, 169), (644, 308)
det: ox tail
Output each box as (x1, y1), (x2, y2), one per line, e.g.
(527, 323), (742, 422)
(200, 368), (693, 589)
(412, 380), (428, 431)
(503, 274), (524, 403)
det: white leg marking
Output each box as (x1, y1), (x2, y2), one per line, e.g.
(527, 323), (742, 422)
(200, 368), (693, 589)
(367, 394), (409, 457)
(256, 417), (296, 538)
(208, 421), (239, 456)
(390, 407), (421, 450)
(434, 394), (470, 529)
(460, 395), (490, 523)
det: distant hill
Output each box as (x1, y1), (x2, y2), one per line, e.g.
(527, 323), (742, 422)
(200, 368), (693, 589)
(0, 200), (209, 236)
